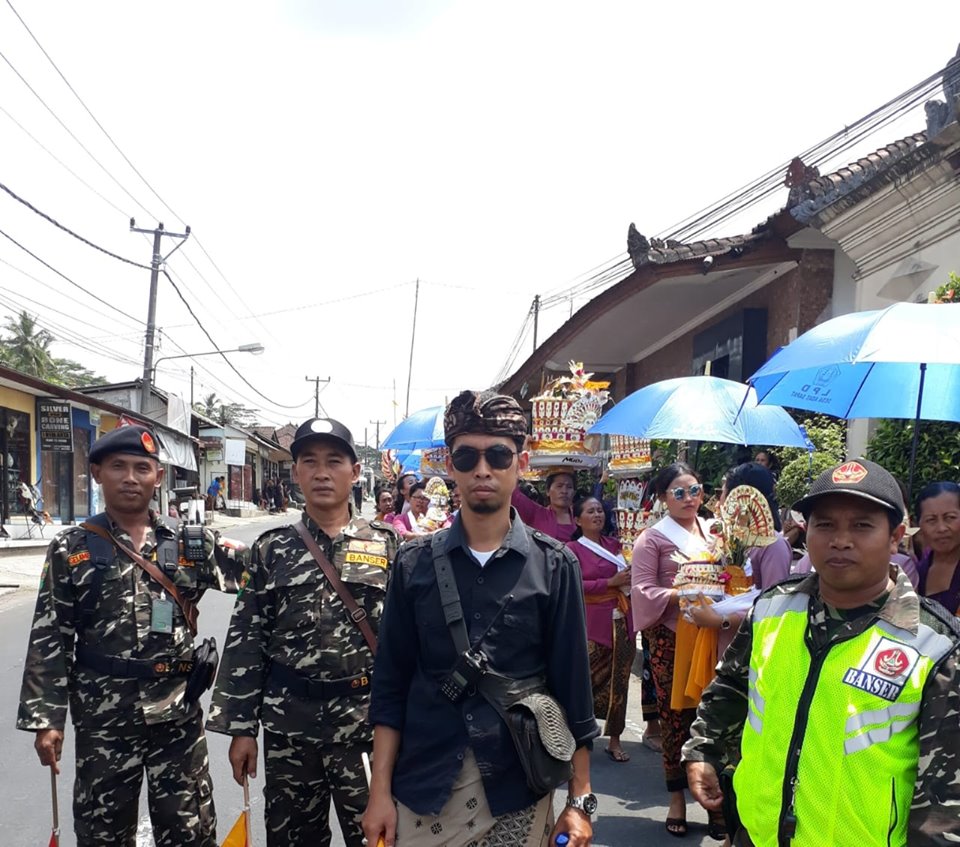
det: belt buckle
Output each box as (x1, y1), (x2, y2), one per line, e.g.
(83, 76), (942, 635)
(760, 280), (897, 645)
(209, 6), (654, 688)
(349, 608), (367, 623)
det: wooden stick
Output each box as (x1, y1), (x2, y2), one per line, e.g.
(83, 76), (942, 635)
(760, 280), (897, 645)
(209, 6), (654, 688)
(243, 775), (251, 847)
(50, 767), (60, 844)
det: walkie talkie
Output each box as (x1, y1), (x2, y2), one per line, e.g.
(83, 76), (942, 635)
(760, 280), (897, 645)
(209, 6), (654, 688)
(182, 524), (206, 563)
(440, 649), (488, 703)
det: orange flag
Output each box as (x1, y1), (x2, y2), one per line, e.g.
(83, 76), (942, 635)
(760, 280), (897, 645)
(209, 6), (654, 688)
(220, 812), (248, 847)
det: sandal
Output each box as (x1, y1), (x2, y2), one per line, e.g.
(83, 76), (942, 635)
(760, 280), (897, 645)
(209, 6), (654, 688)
(665, 817), (688, 838)
(707, 812), (727, 841)
(605, 747), (630, 762)
(641, 732), (663, 753)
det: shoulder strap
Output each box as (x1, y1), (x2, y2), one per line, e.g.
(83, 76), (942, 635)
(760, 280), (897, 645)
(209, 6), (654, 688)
(294, 520), (378, 656)
(80, 521), (199, 636)
(77, 517), (114, 632)
(430, 529), (471, 655)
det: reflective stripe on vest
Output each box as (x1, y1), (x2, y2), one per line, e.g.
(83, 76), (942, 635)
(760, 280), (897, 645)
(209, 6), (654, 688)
(733, 592), (953, 847)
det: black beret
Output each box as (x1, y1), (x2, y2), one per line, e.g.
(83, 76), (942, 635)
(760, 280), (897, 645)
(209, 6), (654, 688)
(90, 424), (161, 464)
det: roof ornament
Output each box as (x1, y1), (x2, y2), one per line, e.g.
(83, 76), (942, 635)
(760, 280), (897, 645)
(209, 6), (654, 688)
(784, 157), (821, 206)
(925, 42), (960, 140)
(627, 223), (650, 269)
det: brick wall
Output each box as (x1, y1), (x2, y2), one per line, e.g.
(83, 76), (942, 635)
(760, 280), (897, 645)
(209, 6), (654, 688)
(623, 249), (833, 395)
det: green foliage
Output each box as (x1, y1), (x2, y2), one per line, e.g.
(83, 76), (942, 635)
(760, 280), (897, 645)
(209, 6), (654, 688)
(931, 271), (960, 303)
(867, 419), (960, 502)
(192, 391), (259, 428)
(775, 415), (847, 507)
(0, 310), (108, 387)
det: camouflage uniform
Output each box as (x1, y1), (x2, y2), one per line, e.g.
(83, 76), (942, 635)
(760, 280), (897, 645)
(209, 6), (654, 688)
(207, 508), (398, 847)
(16, 512), (247, 847)
(682, 567), (960, 846)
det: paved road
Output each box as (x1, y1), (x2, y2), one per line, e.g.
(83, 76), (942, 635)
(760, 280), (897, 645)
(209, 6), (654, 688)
(0, 507), (719, 846)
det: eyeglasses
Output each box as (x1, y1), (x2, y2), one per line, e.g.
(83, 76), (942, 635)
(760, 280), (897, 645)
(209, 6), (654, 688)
(451, 445), (517, 472)
(671, 484), (703, 501)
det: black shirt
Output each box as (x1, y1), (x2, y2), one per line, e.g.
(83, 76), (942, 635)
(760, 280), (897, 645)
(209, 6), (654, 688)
(369, 509), (597, 816)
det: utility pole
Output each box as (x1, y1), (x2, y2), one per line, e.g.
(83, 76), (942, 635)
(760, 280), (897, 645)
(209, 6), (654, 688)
(405, 279), (420, 419)
(532, 294), (540, 352)
(369, 418), (385, 451)
(131, 219), (190, 416)
(304, 375), (331, 417)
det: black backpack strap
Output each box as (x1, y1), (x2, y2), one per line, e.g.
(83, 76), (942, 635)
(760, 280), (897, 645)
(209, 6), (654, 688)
(430, 529), (471, 655)
(74, 513), (114, 633)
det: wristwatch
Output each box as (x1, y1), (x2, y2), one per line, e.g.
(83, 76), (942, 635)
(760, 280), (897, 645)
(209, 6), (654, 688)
(720, 615), (732, 631)
(566, 792), (598, 817)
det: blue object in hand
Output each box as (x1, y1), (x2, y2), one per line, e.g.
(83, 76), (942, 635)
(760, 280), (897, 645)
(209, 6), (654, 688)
(555, 835), (570, 846)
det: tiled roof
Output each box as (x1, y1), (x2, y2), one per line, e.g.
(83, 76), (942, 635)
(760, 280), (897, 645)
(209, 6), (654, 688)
(627, 223), (768, 269)
(790, 132), (929, 223)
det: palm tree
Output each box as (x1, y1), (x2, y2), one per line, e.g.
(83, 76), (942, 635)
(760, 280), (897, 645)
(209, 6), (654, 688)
(1, 311), (56, 380)
(195, 392), (221, 419)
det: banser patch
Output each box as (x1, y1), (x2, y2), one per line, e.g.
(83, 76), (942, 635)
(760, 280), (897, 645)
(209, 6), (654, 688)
(67, 551), (91, 567)
(345, 552), (388, 568)
(842, 636), (920, 702)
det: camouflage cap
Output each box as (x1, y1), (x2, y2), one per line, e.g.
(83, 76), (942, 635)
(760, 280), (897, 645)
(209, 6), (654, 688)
(444, 390), (527, 446)
(90, 424), (160, 464)
(793, 459), (905, 523)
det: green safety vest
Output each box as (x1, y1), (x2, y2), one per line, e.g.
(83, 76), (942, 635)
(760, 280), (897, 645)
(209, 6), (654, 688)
(733, 590), (954, 847)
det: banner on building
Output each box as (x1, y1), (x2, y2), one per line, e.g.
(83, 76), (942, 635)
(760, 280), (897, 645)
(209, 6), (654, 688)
(225, 438), (247, 466)
(37, 399), (73, 452)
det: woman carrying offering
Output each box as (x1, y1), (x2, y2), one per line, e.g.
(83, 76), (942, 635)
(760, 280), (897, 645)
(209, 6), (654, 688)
(392, 481), (431, 540)
(511, 470), (577, 542)
(631, 463), (717, 838)
(567, 496), (636, 763)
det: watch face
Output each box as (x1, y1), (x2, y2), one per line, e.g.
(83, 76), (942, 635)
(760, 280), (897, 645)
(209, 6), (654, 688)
(582, 793), (598, 815)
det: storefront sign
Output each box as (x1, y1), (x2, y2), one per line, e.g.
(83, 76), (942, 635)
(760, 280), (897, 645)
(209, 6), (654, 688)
(37, 399), (73, 452)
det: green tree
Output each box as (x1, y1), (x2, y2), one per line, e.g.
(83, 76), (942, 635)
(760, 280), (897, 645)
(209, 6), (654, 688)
(867, 419), (960, 506)
(0, 311), (56, 380)
(775, 415), (847, 507)
(52, 357), (108, 388)
(194, 392), (221, 419)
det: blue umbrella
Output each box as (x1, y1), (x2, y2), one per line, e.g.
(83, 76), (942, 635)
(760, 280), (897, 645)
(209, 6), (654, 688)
(588, 376), (810, 448)
(748, 302), (960, 495)
(381, 406), (445, 450)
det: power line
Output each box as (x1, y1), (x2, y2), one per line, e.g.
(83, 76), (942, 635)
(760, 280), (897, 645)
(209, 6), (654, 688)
(3, 0), (186, 228)
(160, 268), (306, 410)
(0, 45), (157, 220)
(0, 102), (129, 217)
(0, 227), (144, 324)
(0, 179), (151, 268)
(0, 255), (143, 332)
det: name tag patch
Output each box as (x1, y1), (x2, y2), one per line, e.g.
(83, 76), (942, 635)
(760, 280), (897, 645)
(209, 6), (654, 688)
(67, 551), (91, 567)
(347, 539), (388, 555)
(345, 552), (388, 568)
(843, 637), (920, 702)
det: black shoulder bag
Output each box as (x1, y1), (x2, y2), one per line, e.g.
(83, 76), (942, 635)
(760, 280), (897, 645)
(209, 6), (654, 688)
(430, 531), (575, 794)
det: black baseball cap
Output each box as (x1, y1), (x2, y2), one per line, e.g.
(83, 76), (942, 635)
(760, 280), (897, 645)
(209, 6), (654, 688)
(793, 459), (905, 523)
(90, 424), (161, 464)
(291, 418), (357, 462)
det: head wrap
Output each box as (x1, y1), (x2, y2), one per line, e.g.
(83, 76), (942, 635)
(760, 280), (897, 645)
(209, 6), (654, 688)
(444, 390), (527, 446)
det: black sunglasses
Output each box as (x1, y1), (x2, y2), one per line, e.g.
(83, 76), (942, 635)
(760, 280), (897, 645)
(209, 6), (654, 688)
(451, 445), (517, 472)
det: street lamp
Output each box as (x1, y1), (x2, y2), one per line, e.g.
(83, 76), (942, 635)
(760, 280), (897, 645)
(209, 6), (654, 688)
(151, 343), (265, 409)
